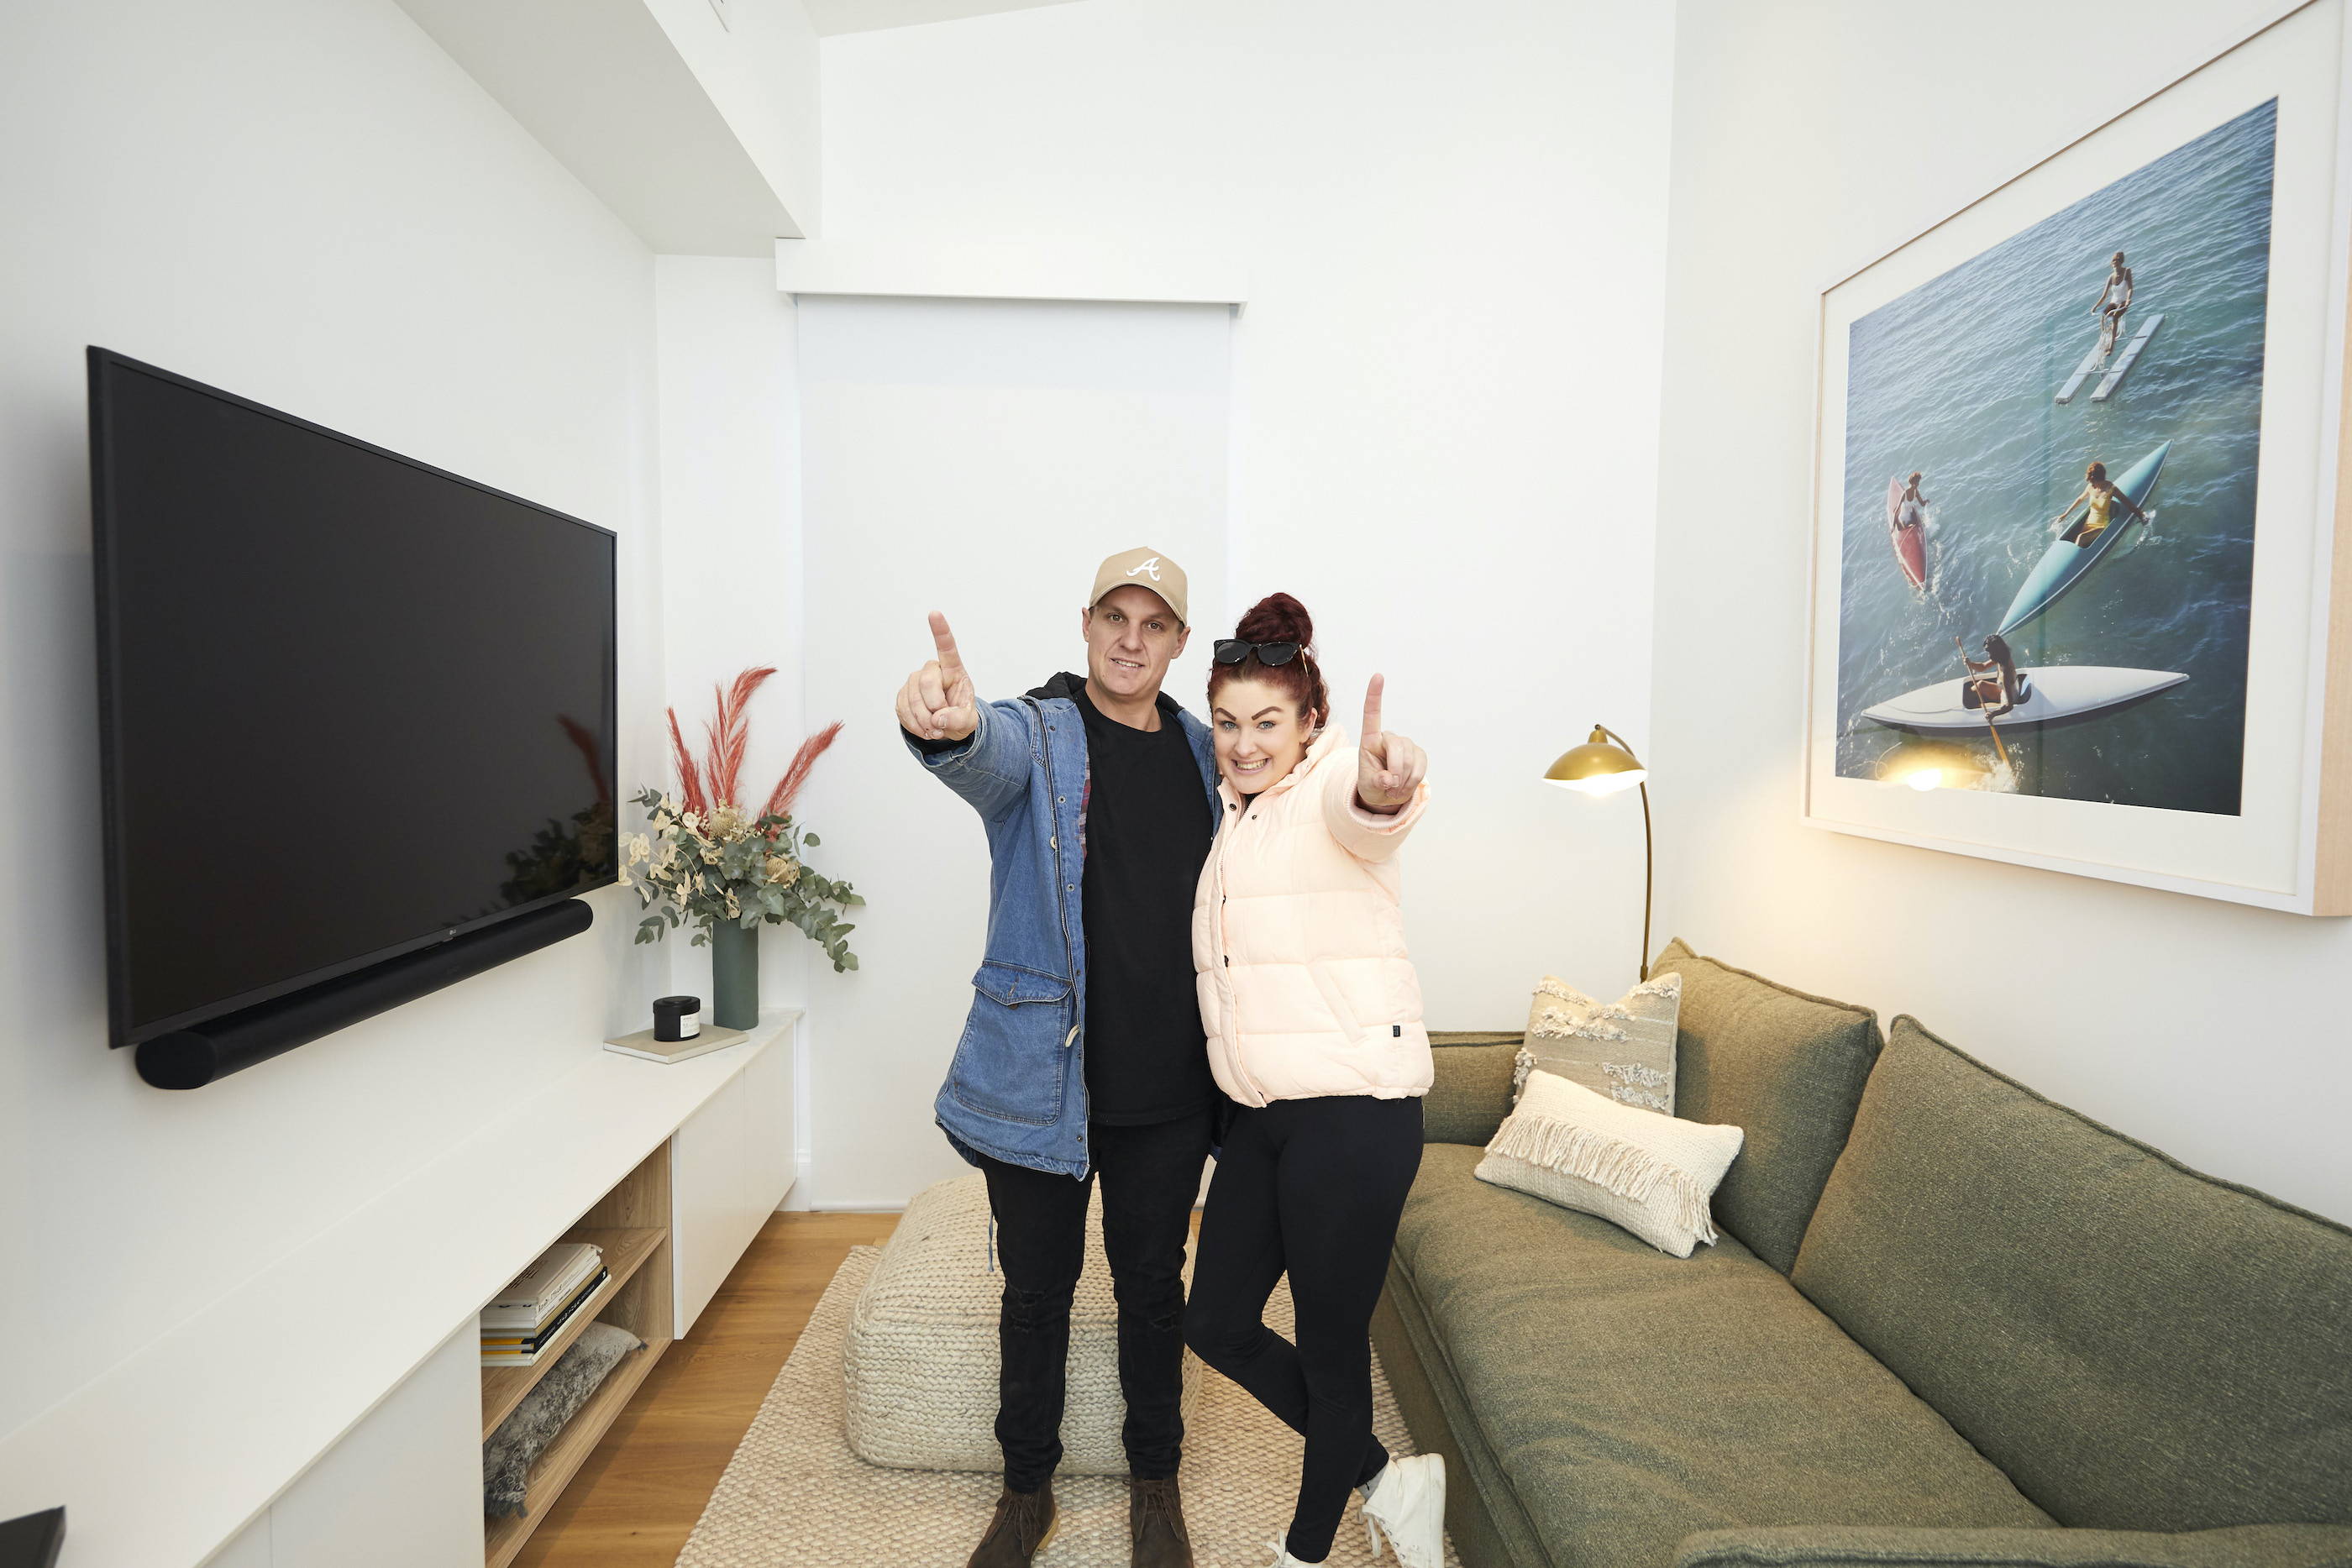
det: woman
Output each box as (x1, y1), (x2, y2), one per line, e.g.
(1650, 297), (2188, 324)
(1897, 470), (1929, 532)
(1182, 593), (1446, 1568)
(2053, 459), (2148, 549)
(1956, 632), (2027, 719)
(2095, 249), (2134, 346)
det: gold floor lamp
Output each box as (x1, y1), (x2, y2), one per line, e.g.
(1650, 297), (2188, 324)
(1544, 725), (1653, 983)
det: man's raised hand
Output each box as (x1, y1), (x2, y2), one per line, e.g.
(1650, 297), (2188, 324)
(1355, 673), (1428, 814)
(896, 611), (979, 742)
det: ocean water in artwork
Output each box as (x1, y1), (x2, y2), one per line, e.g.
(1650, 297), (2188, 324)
(1835, 97), (2276, 815)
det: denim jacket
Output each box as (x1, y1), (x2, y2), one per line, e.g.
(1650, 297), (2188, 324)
(907, 672), (1221, 1177)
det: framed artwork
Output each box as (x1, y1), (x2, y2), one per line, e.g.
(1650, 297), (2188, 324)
(1803, 0), (2352, 913)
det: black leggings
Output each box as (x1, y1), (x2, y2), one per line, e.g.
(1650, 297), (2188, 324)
(1184, 1094), (1424, 1563)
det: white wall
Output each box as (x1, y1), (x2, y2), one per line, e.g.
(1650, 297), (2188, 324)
(0, 0), (667, 1467)
(806, 0), (1678, 1202)
(653, 255), (812, 1029)
(1653, 0), (2352, 1220)
(795, 296), (1235, 1206)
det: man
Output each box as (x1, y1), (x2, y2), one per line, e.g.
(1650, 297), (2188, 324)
(896, 547), (1222, 1568)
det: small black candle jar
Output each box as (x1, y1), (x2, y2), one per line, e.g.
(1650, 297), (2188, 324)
(653, 994), (702, 1043)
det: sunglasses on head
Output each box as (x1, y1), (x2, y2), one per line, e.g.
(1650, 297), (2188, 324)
(1213, 638), (1301, 667)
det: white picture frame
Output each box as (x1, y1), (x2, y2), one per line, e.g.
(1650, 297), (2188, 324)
(1801, 0), (2352, 914)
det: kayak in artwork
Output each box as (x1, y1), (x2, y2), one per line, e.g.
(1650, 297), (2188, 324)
(1886, 475), (1929, 590)
(1860, 664), (2188, 730)
(1995, 440), (2170, 637)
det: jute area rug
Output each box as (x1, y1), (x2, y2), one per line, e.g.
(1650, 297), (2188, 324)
(675, 1246), (1462, 1568)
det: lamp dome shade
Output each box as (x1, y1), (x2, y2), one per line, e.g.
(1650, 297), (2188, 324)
(1546, 730), (1646, 795)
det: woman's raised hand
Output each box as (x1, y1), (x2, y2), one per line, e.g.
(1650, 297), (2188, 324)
(1355, 674), (1428, 814)
(896, 611), (979, 742)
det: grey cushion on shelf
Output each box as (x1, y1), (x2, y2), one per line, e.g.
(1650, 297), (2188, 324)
(1673, 1522), (2352, 1567)
(1650, 938), (1882, 1274)
(484, 1320), (643, 1518)
(1423, 1032), (1524, 1146)
(1790, 1017), (2352, 1536)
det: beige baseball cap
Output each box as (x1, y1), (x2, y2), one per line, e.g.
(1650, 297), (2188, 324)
(1089, 546), (1188, 625)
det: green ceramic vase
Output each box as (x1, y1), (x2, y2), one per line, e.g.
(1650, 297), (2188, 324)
(710, 920), (760, 1030)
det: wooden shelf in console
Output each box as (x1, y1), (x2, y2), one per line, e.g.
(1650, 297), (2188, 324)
(481, 1141), (678, 1567)
(480, 1225), (664, 1436)
(484, 1335), (669, 1568)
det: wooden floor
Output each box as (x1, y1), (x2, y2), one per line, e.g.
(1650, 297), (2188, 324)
(514, 1210), (900, 1568)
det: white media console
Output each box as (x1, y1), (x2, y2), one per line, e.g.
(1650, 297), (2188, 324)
(0, 1010), (803, 1568)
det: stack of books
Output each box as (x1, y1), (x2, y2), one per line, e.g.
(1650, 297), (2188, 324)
(481, 1241), (607, 1367)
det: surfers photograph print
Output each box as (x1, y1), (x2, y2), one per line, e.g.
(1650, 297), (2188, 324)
(1802, 0), (2352, 913)
(1833, 98), (2275, 818)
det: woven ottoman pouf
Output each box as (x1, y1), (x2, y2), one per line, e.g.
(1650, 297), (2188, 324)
(844, 1170), (1202, 1474)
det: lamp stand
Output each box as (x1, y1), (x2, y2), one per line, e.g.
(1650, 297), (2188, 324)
(1636, 778), (1653, 983)
(1546, 722), (1656, 987)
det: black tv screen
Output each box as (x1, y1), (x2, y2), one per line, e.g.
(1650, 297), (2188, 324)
(89, 349), (617, 1051)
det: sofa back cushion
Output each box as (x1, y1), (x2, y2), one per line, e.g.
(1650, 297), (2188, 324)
(1649, 940), (1882, 1273)
(1790, 1017), (2352, 1531)
(1421, 1032), (1523, 1146)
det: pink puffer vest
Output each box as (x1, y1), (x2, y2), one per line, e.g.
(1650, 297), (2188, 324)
(1192, 722), (1432, 1107)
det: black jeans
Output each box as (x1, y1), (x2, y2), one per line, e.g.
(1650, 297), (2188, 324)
(1184, 1094), (1424, 1563)
(978, 1109), (1212, 1493)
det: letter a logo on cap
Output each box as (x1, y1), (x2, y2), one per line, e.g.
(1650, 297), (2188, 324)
(1090, 546), (1188, 625)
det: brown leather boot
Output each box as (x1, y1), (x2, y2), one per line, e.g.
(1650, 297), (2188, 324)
(965, 1483), (1057, 1568)
(1128, 1476), (1195, 1568)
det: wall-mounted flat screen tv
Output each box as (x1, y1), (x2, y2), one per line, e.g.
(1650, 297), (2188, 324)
(89, 349), (618, 1051)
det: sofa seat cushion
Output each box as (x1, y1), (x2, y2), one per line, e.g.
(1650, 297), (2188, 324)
(1394, 1144), (2052, 1568)
(1789, 1019), (2352, 1534)
(1674, 1521), (2352, 1566)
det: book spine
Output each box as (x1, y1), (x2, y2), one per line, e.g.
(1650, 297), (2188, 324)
(488, 1247), (603, 1314)
(481, 1267), (607, 1346)
(485, 1251), (604, 1321)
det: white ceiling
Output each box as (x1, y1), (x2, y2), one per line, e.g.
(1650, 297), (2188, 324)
(801, 0), (1082, 37)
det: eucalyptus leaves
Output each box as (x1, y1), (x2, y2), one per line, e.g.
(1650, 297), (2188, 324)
(621, 666), (863, 973)
(622, 792), (862, 971)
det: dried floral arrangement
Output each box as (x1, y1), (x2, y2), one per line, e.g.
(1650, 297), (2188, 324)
(623, 666), (862, 972)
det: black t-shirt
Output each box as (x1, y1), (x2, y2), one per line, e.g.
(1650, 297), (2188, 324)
(1068, 683), (1215, 1125)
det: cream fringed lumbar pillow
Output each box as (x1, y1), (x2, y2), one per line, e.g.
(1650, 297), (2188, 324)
(1477, 1067), (1743, 1257)
(1518, 971), (1683, 1114)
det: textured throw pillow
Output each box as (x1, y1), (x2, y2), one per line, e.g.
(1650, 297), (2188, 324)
(1476, 1067), (1743, 1257)
(1517, 971), (1683, 1114)
(483, 1320), (643, 1517)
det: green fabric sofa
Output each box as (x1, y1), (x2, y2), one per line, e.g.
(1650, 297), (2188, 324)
(1373, 940), (2352, 1568)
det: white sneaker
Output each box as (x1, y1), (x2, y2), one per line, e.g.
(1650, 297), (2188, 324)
(1361, 1452), (1446, 1568)
(1262, 1534), (1317, 1565)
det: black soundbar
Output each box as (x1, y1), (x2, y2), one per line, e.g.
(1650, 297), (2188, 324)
(134, 898), (595, 1089)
